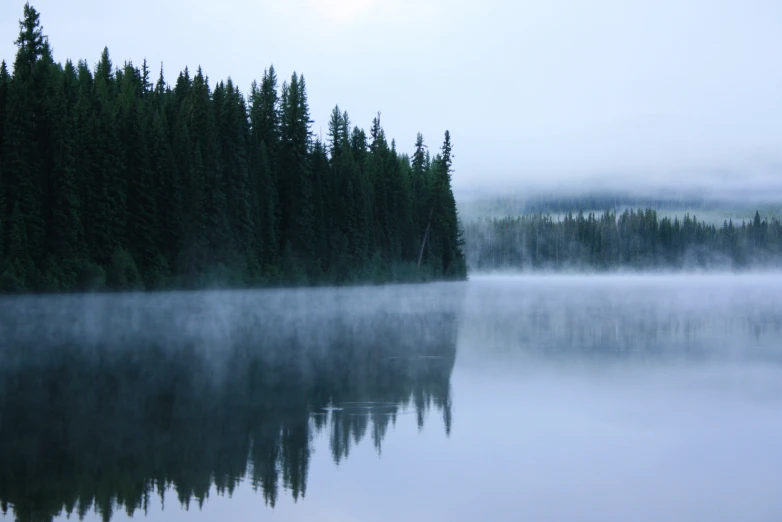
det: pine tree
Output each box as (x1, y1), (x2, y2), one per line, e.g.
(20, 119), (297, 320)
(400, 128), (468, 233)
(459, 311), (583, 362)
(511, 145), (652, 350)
(248, 69), (281, 276)
(325, 106), (351, 274)
(428, 131), (465, 277)
(278, 73), (315, 276)
(0, 3), (467, 291)
(6, 201), (33, 288)
(309, 139), (330, 276)
(218, 79), (253, 274)
(119, 62), (156, 285)
(193, 68), (228, 272)
(47, 59), (83, 282)
(349, 126), (372, 265)
(91, 47), (126, 263)
(0, 61), (9, 264)
(5, 3), (50, 283)
(369, 113), (390, 260)
(257, 142), (278, 276)
(396, 152), (415, 261)
(147, 103), (176, 286)
(411, 132), (427, 242)
(255, 66), (279, 151)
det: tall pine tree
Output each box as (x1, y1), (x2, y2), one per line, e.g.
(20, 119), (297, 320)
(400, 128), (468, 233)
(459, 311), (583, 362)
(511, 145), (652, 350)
(0, 3), (467, 292)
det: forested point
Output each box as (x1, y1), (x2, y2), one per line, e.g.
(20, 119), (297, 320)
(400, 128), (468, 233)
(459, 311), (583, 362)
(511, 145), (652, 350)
(465, 208), (782, 271)
(0, 4), (466, 293)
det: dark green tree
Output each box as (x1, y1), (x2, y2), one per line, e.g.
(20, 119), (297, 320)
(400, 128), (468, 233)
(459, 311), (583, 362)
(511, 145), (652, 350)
(118, 62), (155, 286)
(4, 3), (50, 283)
(426, 131), (465, 277)
(278, 73), (315, 277)
(248, 69), (280, 276)
(0, 3), (467, 292)
(45, 59), (83, 287)
(0, 61), (9, 264)
(218, 79), (253, 276)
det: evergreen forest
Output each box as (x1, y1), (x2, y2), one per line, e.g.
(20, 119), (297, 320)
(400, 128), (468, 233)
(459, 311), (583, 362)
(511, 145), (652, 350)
(465, 208), (782, 271)
(0, 4), (466, 293)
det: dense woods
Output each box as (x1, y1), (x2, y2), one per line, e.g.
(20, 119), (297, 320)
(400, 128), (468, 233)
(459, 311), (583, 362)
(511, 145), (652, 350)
(466, 208), (782, 271)
(0, 4), (466, 293)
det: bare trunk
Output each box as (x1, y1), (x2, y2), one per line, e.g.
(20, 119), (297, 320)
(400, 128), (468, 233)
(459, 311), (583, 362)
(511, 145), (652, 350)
(417, 208), (434, 268)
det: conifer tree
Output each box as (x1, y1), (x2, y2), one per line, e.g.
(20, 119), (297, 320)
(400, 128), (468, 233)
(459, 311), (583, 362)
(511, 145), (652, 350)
(0, 61), (9, 264)
(278, 73), (315, 273)
(119, 62), (156, 284)
(219, 79), (253, 271)
(257, 142), (278, 275)
(0, 3), (468, 291)
(47, 59), (82, 278)
(92, 47), (127, 263)
(248, 68), (280, 275)
(5, 3), (49, 279)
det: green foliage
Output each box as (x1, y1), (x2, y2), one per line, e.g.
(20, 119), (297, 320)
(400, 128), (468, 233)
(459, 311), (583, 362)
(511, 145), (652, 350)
(74, 260), (106, 291)
(0, 266), (22, 292)
(0, 3), (466, 294)
(106, 247), (142, 290)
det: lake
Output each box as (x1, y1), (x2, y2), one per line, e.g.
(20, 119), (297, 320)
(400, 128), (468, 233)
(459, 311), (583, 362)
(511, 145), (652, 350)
(1, 275), (781, 522)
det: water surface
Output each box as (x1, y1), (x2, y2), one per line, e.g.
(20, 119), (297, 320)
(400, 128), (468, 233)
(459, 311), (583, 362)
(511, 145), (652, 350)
(1, 275), (781, 522)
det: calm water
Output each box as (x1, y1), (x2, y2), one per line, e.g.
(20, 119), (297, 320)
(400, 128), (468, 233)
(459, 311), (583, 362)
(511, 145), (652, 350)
(1, 275), (782, 522)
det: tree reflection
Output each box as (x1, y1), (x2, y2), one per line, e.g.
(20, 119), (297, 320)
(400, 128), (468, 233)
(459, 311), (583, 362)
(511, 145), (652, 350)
(0, 289), (460, 522)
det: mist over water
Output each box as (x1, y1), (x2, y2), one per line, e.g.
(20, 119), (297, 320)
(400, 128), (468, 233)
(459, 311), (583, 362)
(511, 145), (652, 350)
(2, 276), (782, 522)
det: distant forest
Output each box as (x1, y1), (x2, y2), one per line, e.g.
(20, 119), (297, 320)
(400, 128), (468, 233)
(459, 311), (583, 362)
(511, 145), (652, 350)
(0, 4), (465, 293)
(456, 192), (782, 223)
(465, 208), (782, 271)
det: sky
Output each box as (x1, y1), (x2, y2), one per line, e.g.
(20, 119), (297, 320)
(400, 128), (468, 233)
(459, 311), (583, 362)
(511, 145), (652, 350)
(1, 0), (781, 198)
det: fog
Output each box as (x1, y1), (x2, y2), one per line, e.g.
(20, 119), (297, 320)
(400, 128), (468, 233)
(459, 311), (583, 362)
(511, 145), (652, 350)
(2, 275), (782, 521)
(455, 169), (782, 208)
(2, 0), (780, 196)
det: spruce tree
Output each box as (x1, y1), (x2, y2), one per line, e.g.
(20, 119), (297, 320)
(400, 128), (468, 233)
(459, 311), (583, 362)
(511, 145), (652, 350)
(428, 131), (465, 277)
(325, 106), (350, 273)
(369, 113), (390, 260)
(218, 79), (253, 274)
(92, 47), (126, 263)
(0, 3), (468, 291)
(147, 102), (177, 285)
(349, 126), (372, 264)
(309, 139), (330, 276)
(47, 59), (83, 282)
(119, 62), (156, 285)
(190, 67), (228, 273)
(411, 132), (427, 241)
(257, 142), (278, 276)
(5, 3), (50, 284)
(248, 69), (280, 276)
(0, 61), (9, 264)
(6, 201), (32, 288)
(278, 73), (315, 276)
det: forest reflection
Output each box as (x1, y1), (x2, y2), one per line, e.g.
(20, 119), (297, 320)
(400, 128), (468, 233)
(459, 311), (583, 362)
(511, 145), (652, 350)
(0, 287), (461, 522)
(463, 277), (782, 361)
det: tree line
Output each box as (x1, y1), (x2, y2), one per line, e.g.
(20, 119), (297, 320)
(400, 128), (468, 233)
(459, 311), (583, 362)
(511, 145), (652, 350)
(465, 208), (782, 271)
(0, 4), (466, 293)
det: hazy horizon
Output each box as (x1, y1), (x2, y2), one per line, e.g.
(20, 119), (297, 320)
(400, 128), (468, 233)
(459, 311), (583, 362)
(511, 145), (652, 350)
(2, 0), (780, 197)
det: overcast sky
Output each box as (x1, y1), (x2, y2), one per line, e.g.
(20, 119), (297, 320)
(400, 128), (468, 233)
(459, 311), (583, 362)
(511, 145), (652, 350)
(1, 0), (781, 197)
